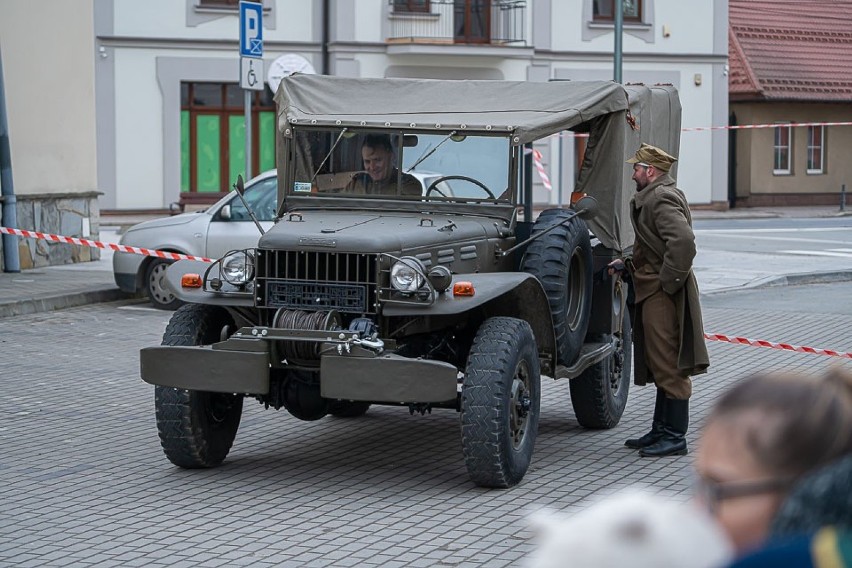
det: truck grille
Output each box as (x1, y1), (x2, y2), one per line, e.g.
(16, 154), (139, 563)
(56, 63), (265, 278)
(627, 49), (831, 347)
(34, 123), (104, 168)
(256, 250), (379, 315)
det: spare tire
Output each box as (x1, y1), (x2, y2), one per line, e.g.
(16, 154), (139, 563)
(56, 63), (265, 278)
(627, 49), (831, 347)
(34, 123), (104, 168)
(521, 209), (593, 365)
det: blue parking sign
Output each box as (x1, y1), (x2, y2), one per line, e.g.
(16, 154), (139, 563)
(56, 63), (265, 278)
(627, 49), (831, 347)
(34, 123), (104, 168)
(240, 1), (263, 58)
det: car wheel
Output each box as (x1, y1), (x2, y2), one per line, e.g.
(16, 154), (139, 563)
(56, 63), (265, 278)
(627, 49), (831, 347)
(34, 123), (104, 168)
(461, 317), (540, 488)
(154, 304), (243, 468)
(145, 258), (182, 310)
(569, 308), (632, 429)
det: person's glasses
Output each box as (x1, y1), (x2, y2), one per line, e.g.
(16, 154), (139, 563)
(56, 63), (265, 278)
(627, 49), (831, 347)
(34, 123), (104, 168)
(693, 474), (794, 514)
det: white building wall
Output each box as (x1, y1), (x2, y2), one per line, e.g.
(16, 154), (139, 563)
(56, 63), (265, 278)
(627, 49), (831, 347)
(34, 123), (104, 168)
(545, 0), (725, 205)
(0, 0), (97, 195)
(112, 48), (166, 210)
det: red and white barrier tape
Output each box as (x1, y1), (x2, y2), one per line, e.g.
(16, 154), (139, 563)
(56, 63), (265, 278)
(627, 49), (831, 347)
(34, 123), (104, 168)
(0, 226), (213, 263)
(552, 120), (852, 139)
(684, 120), (852, 133)
(531, 149), (552, 192)
(704, 333), (852, 360)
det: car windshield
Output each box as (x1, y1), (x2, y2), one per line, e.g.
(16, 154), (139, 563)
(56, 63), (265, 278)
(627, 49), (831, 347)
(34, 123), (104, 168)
(288, 128), (512, 202)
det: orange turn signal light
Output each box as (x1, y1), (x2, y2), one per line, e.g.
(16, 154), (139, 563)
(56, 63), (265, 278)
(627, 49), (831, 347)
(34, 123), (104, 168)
(453, 281), (475, 297)
(181, 273), (203, 288)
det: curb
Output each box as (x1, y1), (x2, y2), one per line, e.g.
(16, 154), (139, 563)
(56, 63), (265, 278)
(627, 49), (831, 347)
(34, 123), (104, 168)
(702, 270), (852, 296)
(0, 288), (139, 319)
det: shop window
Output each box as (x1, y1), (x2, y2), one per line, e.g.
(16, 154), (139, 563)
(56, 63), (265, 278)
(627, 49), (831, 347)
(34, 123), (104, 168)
(180, 82), (276, 196)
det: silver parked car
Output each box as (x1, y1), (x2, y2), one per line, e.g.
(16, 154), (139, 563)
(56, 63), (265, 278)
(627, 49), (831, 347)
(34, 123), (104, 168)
(113, 170), (278, 309)
(114, 169), (449, 309)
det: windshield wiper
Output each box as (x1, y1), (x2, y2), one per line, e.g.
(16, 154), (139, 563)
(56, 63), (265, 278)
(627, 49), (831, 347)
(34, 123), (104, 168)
(405, 131), (456, 174)
(310, 128), (348, 184)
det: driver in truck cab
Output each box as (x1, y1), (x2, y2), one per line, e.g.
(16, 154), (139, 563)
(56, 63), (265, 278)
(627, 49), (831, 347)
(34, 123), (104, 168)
(346, 134), (421, 197)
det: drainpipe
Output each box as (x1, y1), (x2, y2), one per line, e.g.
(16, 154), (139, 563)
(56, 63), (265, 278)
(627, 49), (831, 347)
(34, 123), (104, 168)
(322, 0), (330, 74)
(0, 45), (21, 273)
(614, 0), (623, 83)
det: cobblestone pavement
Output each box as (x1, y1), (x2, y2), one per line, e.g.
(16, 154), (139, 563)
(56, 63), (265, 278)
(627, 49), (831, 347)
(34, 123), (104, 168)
(1, 297), (851, 567)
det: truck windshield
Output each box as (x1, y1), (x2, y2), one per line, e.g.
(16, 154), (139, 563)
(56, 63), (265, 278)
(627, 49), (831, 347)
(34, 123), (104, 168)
(289, 128), (512, 202)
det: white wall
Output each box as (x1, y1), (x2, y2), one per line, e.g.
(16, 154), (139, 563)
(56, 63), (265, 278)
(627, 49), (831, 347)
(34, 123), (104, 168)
(113, 49), (166, 209)
(112, 0), (309, 42)
(545, 0), (723, 204)
(0, 0), (97, 195)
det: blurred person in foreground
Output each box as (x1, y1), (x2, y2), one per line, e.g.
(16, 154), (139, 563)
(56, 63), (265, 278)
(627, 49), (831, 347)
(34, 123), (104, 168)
(525, 489), (733, 568)
(693, 369), (852, 561)
(609, 143), (709, 457)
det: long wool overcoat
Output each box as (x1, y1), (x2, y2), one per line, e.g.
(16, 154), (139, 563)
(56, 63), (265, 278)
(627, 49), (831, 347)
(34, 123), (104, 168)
(629, 173), (710, 385)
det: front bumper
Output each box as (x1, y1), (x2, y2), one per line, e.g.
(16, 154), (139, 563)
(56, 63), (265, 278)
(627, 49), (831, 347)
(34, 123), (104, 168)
(140, 327), (458, 403)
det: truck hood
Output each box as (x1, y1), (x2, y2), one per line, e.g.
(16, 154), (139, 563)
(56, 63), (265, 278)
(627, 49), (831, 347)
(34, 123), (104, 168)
(259, 210), (504, 253)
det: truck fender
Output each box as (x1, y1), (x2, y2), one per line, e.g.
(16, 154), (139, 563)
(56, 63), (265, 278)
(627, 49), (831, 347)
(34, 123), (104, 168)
(163, 259), (255, 307)
(383, 272), (556, 364)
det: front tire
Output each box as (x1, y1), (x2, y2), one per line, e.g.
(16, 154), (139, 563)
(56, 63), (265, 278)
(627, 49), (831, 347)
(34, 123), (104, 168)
(154, 304), (243, 468)
(521, 210), (593, 365)
(461, 317), (541, 488)
(569, 308), (632, 429)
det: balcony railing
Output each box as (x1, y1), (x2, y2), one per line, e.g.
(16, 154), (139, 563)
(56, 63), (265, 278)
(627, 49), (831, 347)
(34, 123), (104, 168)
(388, 0), (527, 46)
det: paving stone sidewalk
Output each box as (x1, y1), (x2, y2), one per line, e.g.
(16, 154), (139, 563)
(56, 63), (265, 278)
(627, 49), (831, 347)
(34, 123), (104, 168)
(1, 299), (850, 567)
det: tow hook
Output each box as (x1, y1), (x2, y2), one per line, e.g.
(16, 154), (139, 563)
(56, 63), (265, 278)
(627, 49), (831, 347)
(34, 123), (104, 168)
(336, 336), (385, 355)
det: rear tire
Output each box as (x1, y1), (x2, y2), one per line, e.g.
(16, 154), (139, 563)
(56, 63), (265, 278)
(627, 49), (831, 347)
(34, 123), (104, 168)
(145, 258), (182, 310)
(154, 304), (243, 468)
(570, 308), (632, 429)
(521, 210), (593, 365)
(461, 317), (540, 488)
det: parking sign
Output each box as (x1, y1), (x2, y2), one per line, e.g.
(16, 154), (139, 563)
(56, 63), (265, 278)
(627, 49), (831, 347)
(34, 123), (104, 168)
(239, 1), (263, 58)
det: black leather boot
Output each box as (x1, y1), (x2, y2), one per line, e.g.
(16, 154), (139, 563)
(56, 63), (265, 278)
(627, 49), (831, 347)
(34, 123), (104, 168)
(640, 398), (689, 457)
(624, 389), (667, 449)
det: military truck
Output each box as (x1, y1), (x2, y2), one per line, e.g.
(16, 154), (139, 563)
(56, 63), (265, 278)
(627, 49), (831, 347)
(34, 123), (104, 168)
(141, 76), (681, 488)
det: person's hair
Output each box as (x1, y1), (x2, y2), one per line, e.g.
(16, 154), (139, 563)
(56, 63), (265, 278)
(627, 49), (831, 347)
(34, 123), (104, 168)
(362, 134), (393, 153)
(708, 369), (852, 480)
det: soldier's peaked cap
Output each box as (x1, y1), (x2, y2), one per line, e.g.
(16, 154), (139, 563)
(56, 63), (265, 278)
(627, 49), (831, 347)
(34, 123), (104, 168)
(626, 143), (677, 172)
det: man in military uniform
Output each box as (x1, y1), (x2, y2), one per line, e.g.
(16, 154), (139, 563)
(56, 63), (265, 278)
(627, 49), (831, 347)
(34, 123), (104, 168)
(609, 143), (709, 457)
(346, 134), (421, 197)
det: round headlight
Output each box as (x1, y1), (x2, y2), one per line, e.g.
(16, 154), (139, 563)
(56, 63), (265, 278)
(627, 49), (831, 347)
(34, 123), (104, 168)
(390, 257), (425, 293)
(221, 250), (255, 285)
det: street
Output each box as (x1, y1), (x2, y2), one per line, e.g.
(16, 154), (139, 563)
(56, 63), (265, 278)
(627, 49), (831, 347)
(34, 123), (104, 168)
(694, 216), (852, 293)
(2, 273), (851, 566)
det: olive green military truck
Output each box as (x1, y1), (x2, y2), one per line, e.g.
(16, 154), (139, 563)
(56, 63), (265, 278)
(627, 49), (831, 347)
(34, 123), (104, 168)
(141, 75), (681, 488)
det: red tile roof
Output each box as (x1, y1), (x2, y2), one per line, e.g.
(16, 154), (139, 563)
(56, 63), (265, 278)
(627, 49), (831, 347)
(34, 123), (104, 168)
(729, 0), (852, 101)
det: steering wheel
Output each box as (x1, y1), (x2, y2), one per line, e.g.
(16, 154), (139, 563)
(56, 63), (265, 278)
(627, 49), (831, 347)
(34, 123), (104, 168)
(425, 175), (495, 199)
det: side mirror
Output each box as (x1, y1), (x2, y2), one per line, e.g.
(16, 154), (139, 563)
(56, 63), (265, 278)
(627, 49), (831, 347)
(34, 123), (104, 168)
(219, 204), (232, 220)
(234, 174), (245, 196)
(572, 195), (599, 220)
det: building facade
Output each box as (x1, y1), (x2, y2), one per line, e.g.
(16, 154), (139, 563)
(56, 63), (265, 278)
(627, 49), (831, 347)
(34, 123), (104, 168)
(0, 0), (729, 267)
(728, 0), (852, 207)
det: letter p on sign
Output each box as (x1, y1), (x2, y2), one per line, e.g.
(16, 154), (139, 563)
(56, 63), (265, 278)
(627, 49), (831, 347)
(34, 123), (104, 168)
(239, 1), (263, 58)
